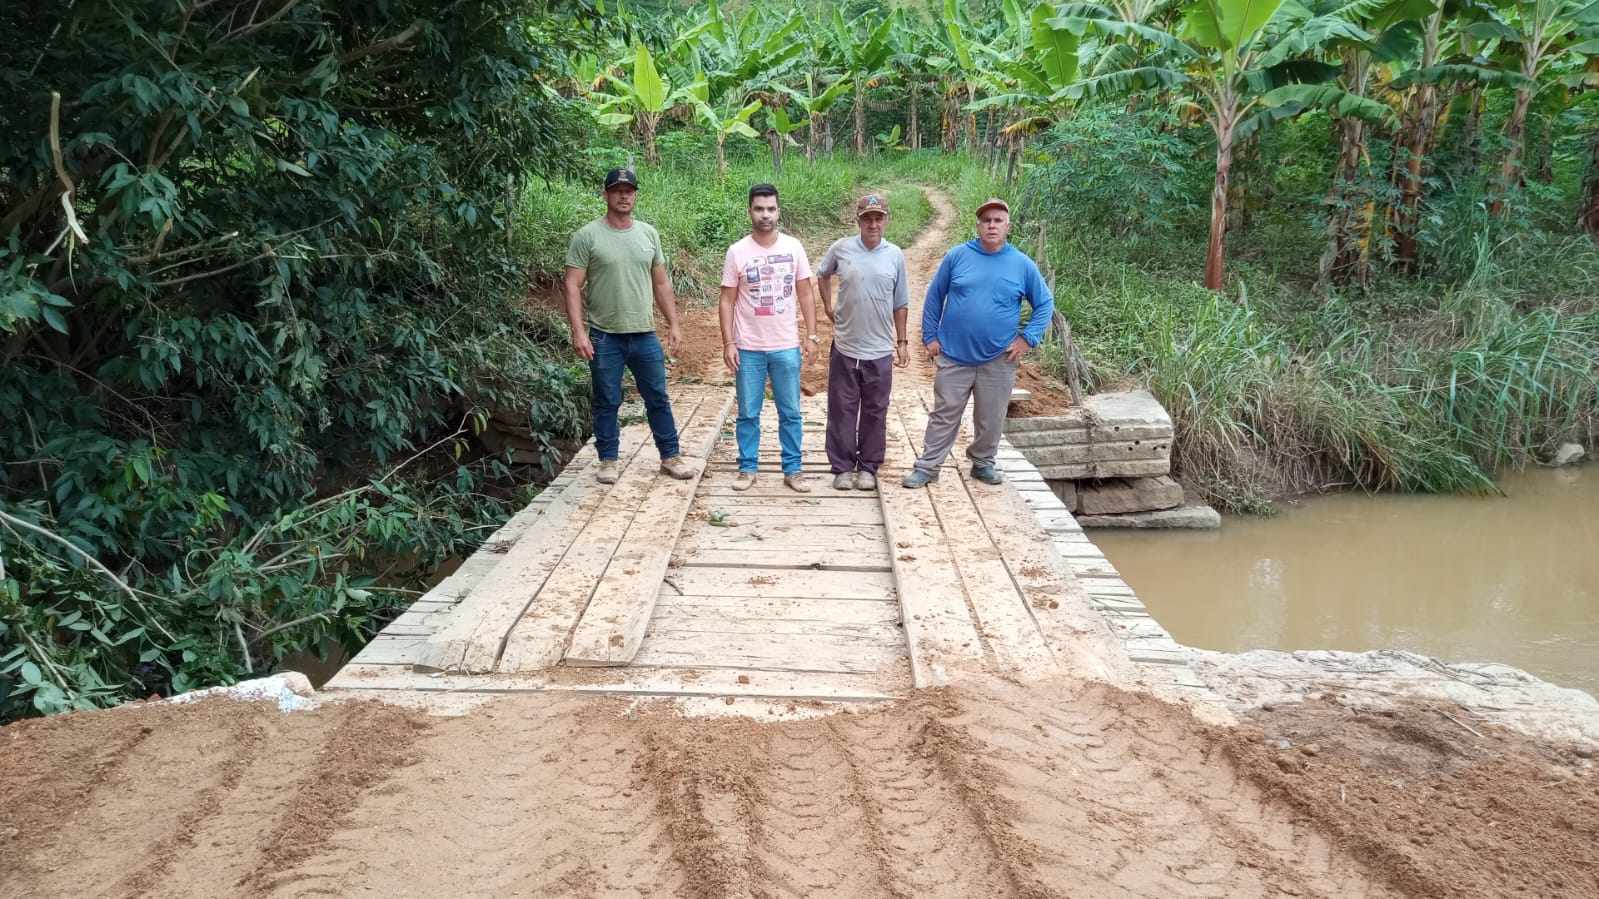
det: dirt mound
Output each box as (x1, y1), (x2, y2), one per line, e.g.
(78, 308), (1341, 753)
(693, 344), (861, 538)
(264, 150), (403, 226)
(13, 676), (1591, 897)
(1222, 696), (1599, 899)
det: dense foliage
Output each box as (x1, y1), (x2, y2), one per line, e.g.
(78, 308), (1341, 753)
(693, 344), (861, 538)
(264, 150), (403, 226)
(0, 1), (595, 718)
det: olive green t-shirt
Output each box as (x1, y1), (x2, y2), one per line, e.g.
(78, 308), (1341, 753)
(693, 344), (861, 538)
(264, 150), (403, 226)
(565, 218), (667, 334)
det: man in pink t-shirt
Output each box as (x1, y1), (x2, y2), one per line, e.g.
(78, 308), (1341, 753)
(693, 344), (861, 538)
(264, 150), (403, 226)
(718, 183), (818, 493)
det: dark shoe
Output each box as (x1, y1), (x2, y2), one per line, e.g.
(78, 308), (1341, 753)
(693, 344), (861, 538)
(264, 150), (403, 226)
(970, 463), (1003, 485)
(901, 469), (937, 489)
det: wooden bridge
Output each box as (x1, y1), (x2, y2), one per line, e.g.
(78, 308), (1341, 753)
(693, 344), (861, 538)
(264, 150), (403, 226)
(326, 385), (1220, 714)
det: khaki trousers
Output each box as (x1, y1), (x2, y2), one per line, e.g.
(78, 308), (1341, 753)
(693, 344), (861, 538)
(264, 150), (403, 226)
(912, 354), (1018, 473)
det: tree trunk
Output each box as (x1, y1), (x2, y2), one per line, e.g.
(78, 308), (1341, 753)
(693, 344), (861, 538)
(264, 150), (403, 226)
(1532, 111), (1555, 184)
(769, 131), (783, 175)
(1205, 113), (1235, 291)
(1320, 52), (1371, 290)
(853, 78), (866, 155)
(1579, 130), (1599, 237)
(1492, 85), (1535, 216)
(1006, 133), (1025, 185)
(806, 113), (817, 161)
(964, 84), (978, 149)
(1462, 87), (1484, 172)
(910, 82), (921, 150)
(942, 81), (959, 152)
(824, 116), (834, 154)
(716, 135), (726, 178)
(1391, 11), (1442, 272)
(642, 113), (660, 166)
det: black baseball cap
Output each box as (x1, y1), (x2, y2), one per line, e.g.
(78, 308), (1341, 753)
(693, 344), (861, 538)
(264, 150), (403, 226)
(604, 168), (639, 191)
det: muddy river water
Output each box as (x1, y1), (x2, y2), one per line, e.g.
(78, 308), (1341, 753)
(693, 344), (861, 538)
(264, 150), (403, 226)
(1094, 466), (1599, 695)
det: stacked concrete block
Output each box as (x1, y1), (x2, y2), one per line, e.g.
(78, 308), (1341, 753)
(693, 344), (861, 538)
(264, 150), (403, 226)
(1005, 389), (1218, 529)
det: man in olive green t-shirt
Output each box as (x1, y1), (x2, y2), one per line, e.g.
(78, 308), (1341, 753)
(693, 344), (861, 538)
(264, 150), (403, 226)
(564, 168), (695, 484)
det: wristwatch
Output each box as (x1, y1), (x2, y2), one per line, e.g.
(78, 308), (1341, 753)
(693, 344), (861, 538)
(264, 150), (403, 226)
(807, 334), (820, 344)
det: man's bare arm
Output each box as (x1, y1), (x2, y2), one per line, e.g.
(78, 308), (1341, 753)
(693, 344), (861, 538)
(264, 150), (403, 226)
(651, 263), (682, 355)
(796, 277), (817, 362)
(718, 285), (739, 372)
(817, 273), (835, 322)
(563, 267), (593, 360)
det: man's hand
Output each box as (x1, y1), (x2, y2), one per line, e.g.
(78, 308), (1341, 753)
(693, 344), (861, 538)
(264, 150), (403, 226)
(822, 303), (836, 323)
(1004, 336), (1030, 363)
(666, 325), (683, 357)
(894, 344), (909, 368)
(573, 330), (594, 361)
(723, 343), (740, 373)
(925, 339), (941, 359)
(802, 338), (816, 364)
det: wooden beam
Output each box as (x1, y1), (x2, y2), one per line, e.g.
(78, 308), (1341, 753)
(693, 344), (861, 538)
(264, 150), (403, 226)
(325, 662), (903, 702)
(560, 393), (734, 667)
(907, 404), (1060, 680)
(876, 404), (985, 687)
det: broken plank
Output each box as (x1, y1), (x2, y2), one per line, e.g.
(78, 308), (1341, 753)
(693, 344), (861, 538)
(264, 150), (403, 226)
(560, 392), (734, 668)
(412, 422), (659, 673)
(492, 393), (718, 673)
(876, 404), (985, 687)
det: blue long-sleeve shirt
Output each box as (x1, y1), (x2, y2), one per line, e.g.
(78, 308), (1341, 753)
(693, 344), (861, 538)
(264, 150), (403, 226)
(921, 240), (1054, 366)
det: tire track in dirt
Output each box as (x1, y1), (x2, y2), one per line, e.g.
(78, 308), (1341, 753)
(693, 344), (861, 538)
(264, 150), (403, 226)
(268, 695), (685, 898)
(117, 714), (268, 897)
(236, 701), (429, 897)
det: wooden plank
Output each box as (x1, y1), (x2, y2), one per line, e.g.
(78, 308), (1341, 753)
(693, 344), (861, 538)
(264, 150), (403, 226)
(633, 631), (905, 675)
(413, 424), (658, 672)
(693, 494), (880, 509)
(654, 594), (900, 626)
(958, 463), (1130, 684)
(662, 566), (894, 600)
(906, 406), (1059, 679)
(683, 508), (884, 527)
(325, 662), (903, 702)
(682, 524), (882, 547)
(698, 484), (880, 498)
(559, 393), (734, 668)
(876, 405), (985, 687)
(491, 393), (717, 673)
(676, 548), (891, 571)
(647, 611), (902, 641)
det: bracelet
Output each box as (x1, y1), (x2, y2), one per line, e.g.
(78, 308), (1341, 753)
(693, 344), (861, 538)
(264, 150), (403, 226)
(896, 340), (908, 345)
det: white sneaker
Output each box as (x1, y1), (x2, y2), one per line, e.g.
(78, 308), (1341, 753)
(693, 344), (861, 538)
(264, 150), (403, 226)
(595, 460), (619, 484)
(731, 472), (757, 491)
(855, 471), (877, 491)
(832, 472), (856, 490)
(784, 474), (811, 493)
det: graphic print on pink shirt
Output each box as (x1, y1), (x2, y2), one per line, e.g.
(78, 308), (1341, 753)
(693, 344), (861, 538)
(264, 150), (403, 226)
(723, 234), (811, 351)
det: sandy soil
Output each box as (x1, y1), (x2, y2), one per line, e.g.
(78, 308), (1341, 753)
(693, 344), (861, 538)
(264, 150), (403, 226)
(4, 676), (1594, 898)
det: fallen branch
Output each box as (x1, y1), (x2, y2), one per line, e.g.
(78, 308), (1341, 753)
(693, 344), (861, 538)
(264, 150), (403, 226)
(0, 508), (177, 641)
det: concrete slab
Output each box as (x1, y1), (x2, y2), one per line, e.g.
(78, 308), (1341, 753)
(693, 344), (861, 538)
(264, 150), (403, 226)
(1077, 502), (1220, 529)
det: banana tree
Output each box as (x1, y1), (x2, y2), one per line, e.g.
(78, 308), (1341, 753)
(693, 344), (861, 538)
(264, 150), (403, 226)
(595, 43), (680, 165)
(968, 2), (1084, 180)
(1487, 0), (1599, 214)
(765, 105), (807, 174)
(829, 10), (898, 154)
(689, 88), (763, 177)
(774, 76), (852, 160)
(1062, 0), (1386, 290)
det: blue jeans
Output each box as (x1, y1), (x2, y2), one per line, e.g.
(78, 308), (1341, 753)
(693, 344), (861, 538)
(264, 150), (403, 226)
(733, 347), (803, 475)
(589, 328), (680, 461)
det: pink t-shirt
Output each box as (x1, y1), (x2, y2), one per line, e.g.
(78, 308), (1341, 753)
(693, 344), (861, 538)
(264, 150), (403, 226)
(721, 233), (812, 351)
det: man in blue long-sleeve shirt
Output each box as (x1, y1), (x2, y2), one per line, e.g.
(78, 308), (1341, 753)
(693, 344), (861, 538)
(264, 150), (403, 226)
(903, 197), (1053, 488)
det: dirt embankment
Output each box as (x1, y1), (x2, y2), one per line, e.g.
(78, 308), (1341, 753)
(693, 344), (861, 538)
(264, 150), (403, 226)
(4, 676), (1595, 898)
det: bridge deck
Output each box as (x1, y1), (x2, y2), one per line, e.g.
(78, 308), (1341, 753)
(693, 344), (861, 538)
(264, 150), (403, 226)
(325, 385), (1145, 709)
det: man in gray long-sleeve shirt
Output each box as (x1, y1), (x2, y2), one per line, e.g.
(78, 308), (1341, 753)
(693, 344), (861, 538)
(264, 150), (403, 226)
(816, 193), (909, 491)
